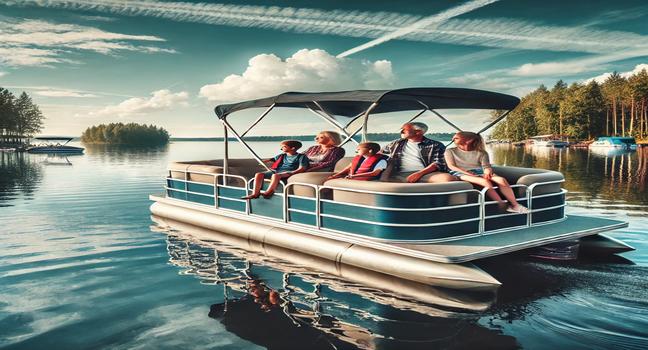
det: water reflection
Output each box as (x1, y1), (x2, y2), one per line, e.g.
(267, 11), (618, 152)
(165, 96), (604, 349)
(158, 225), (518, 350)
(0, 152), (43, 206)
(83, 143), (169, 164)
(489, 145), (648, 207)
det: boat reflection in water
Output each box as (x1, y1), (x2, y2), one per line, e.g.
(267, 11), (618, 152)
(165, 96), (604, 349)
(152, 218), (520, 349)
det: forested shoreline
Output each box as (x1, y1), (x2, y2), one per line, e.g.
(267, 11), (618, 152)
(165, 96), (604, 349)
(81, 123), (170, 145)
(491, 69), (648, 141)
(170, 132), (455, 142)
(0, 87), (44, 145)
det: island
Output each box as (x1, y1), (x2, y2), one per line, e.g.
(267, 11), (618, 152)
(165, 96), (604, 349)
(81, 123), (170, 146)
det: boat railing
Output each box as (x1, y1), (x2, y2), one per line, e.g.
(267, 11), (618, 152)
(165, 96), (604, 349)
(165, 169), (567, 242)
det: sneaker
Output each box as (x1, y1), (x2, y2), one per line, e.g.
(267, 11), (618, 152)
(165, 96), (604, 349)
(507, 205), (529, 214)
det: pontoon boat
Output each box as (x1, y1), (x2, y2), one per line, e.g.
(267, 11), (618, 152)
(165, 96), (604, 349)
(590, 136), (637, 150)
(27, 136), (84, 154)
(150, 88), (633, 290)
(530, 135), (569, 147)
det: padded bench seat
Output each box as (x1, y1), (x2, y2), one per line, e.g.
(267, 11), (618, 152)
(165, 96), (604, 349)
(169, 159), (266, 186)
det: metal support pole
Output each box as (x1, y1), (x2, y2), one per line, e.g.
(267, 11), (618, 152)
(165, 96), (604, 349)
(361, 103), (378, 142)
(405, 108), (428, 124)
(222, 118), (271, 171)
(477, 109), (512, 135)
(308, 104), (359, 145)
(430, 108), (463, 132)
(222, 121), (229, 187)
(241, 103), (275, 138)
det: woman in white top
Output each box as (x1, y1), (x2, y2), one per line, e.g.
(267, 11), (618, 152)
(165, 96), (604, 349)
(445, 131), (528, 214)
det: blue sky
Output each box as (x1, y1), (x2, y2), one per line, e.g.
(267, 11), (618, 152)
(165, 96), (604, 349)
(1, 0), (647, 137)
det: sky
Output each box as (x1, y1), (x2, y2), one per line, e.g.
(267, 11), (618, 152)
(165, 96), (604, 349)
(1, 0), (648, 137)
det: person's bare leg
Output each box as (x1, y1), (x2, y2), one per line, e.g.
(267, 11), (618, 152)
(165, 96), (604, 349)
(242, 172), (265, 199)
(490, 176), (520, 207)
(422, 172), (456, 183)
(261, 173), (285, 197)
(459, 175), (507, 210)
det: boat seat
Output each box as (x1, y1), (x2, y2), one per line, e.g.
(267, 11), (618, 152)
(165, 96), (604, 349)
(288, 157), (353, 197)
(169, 159), (266, 187)
(491, 166), (564, 195)
(322, 179), (474, 206)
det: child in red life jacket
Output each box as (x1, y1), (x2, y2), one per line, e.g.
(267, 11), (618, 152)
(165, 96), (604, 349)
(242, 140), (309, 199)
(327, 142), (387, 181)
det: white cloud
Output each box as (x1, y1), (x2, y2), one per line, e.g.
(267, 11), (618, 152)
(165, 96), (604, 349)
(586, 63), (648, 84)
(510, 49), (648, 77)
(0, 71), (7, 78)
(9, 1), (648, 55)
(94, 89), (189, 117)
(199, 49), (395, 102)
(0, 18), (174, 67)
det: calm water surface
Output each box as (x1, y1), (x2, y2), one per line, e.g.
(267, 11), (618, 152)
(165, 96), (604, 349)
(1, 141), (647, 349)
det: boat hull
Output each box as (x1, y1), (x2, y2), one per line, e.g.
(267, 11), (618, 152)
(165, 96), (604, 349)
(150, 200), (501, 291)
(27, 146), (84, 154)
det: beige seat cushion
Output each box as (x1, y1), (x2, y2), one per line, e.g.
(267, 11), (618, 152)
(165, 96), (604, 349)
(169, 158), (266, 186)
(323, 179), (474, 206)
(491, 166), (564, 195)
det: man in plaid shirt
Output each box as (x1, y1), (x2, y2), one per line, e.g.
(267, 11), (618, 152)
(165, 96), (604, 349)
(380, 122), (456, 183)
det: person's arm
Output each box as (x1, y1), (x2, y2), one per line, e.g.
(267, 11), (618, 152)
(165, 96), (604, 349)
(349, 168), (383, 179)
(327, 164), (351, 179)
(481, 152), (494, 179)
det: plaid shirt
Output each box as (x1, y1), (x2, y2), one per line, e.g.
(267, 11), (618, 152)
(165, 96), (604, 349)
(304, 145), (346, 172)
(381, 137), (447, 173)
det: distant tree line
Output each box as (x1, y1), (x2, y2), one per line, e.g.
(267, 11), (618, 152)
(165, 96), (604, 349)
(81, 123), (169, 145)
(491, 68), (648, 141)
(0, 87), (44, 144)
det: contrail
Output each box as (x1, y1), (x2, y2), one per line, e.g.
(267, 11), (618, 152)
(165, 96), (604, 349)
(337, 0), (499, 57)
(6, 0), (648, 54)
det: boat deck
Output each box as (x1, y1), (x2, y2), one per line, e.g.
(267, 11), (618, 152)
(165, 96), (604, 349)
(395, 215), (627, 262)
(150, 195), (627, 264)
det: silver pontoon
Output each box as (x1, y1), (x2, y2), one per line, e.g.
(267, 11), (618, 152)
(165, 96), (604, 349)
(150, 88), (633, 291)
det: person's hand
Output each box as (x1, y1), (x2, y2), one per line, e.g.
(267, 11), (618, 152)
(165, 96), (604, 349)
(345, 174), (355, 179)
(406, 172), (424, 183)
(483, 168), (493, 180)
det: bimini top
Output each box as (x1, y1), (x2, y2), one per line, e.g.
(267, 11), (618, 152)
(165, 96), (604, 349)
(214, 87), (520, 119)
(33, 136), (74, 141)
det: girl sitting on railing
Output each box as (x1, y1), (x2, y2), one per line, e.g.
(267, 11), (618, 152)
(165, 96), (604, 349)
(446, 132), (529, 214)
(327, 142), (387, 181)
(242, 140), (309, 199)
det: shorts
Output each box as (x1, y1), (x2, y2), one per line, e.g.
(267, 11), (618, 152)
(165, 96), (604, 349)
(262, 170), (277, 179)
(449, 168), (485, 177)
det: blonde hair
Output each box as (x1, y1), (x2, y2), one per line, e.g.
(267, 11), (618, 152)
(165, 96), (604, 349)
(319, 131), (342, 146)
(455, 132), (485, 152)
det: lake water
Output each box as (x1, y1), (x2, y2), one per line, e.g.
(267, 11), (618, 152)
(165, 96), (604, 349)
(1, 141), (647, 349)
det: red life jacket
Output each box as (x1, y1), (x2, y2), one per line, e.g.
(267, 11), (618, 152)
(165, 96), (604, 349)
(271, 153), (285, 170)
(349, 154), (386, 180)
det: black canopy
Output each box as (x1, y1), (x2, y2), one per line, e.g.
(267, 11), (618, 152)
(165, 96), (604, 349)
(215, 88), (520, 119)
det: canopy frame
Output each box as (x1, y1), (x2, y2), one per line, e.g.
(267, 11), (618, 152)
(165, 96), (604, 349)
(215, 88), (519, 174)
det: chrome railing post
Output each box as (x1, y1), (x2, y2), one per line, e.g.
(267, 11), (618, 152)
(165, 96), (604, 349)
(315, 186), (321, 229)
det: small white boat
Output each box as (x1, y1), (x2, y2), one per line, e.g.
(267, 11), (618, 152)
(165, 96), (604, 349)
(27, 137), (84, 154)
(150, 87), (633, 290)
(530, 135), (569, 147)
(589, 136), (637, 150)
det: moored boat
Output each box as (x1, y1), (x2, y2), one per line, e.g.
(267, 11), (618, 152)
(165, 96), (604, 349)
(530, 135), (570, 147)
(27, 136), (84, 154)
(589, 136), (637, 150)
(149, 87), (633, 289)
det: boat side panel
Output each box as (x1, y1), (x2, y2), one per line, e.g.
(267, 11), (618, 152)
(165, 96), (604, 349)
(321, 215), (479, 240)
